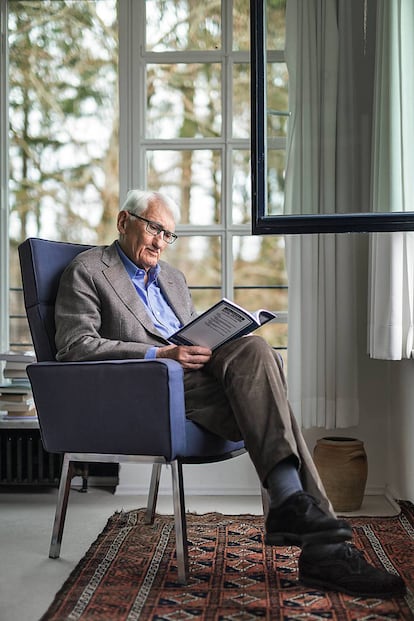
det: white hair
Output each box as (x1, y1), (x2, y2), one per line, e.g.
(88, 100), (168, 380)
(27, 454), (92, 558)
(120, 189), (181, 223)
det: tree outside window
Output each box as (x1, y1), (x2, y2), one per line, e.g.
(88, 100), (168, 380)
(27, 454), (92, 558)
(7, 0), (288, 357)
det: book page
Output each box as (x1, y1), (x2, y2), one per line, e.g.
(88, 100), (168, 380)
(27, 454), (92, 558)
(173, 302), (254, 349)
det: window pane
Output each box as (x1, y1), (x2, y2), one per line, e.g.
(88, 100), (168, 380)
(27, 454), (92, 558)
(146, 0), (221, 51)
(233, 235), (288, 350)
(267, 149), (286, 216)
(167, 236), (222, 310)
(232, 236), (288, 292)
(8, 0), (118, 348)
(235, 0), (286, 52)
(147, 150), (222, 225)
(232, 63), (250, 139)
(9, 286), (31, 351)
(9, 0), (119, 247)
(266, 0), (287, 50)
(146, 64), (221, 139)
(232, 150), (251, 224)
(233, 0), (250, 51)
(267, 63), (289, 138)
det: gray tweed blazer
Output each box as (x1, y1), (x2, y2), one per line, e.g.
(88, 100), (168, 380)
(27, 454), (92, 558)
(54, 241), (197, 362)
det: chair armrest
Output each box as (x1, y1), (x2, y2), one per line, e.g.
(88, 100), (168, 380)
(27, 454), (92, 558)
(26, 358), (186, 459)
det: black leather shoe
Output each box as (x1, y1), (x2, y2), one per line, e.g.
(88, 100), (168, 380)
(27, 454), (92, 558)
(299, 542), (406, 598)
(265, 491), (352, 546)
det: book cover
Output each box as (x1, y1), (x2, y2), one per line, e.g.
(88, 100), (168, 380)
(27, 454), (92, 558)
(0, 398), (35, 411)
(1, 409), (37, 420)
(3, 368), (29, 379)
(0, 351), (36, 363)
(0, 393), (30, 403)
(0, 383), (32, 395)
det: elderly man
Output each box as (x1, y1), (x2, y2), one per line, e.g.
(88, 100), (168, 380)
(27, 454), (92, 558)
(55, 189), (405, 598)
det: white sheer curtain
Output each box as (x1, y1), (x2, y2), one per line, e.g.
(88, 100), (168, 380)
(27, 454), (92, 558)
(284, 0), (361, 428)
(369, 233), (414, 359)
(368, 0), (414, 360)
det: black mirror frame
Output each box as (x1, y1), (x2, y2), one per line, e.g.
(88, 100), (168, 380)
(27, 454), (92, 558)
(250, 0), (414, 235)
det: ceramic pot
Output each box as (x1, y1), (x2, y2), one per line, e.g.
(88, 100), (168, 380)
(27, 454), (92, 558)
(313, 436), (368, 512)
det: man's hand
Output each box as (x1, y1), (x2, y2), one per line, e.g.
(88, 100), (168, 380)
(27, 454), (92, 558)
(156, 344), (212, 369)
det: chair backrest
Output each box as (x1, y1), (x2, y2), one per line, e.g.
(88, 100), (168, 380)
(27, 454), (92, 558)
(18, 238), (93, 362)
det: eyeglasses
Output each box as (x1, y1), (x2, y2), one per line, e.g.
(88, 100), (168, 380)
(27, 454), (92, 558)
(127, 212), (178, 244)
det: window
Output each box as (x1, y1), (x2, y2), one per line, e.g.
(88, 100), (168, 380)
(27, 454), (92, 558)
(120, 0), (288, 351)
(2, 0), (288, 360)
(251, 0), (414, 234)
(6, 0), (118, 351)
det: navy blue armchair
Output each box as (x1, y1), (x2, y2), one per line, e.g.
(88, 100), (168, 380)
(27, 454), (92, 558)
(18, 237), (247, 584)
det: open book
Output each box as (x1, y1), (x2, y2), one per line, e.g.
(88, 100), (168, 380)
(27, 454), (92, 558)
(169, 298), (277, 351)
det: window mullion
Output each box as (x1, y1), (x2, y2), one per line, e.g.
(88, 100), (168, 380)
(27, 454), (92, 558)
(119, 0), (146, 197)
(223, 233), (234, 298)
(1, 0), (10, 358)
(136, 0), (147, 186)
(222, 0), (234, 298)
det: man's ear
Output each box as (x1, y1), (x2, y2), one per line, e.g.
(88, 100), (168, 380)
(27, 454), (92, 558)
(117, 210), (128, 233)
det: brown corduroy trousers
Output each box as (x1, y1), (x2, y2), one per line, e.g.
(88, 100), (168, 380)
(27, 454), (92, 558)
(184, 335), (334, 517)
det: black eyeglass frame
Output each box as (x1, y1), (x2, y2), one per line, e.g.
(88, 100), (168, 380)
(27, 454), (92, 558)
(127, 211), (178, 244)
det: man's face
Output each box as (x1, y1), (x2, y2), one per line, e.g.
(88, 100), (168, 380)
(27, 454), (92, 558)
(117, 198), (176, 271)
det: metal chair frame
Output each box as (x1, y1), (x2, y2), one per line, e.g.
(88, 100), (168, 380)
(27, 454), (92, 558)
(50, 450), (246, 583)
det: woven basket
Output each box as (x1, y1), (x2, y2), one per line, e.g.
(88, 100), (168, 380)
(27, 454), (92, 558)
(313, 436), (368, 512)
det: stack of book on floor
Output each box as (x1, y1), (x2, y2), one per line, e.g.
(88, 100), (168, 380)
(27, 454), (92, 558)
(0, 351), (37, 421)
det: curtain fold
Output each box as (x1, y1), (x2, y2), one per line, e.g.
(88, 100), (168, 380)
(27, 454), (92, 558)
(369, 233), (414, 359)
(284, 0), (361, 428)
(368, 0), (414, 360)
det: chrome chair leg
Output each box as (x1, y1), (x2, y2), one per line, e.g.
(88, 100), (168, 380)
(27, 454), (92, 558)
(171, 460), (189, 584)
(261, 484), (270, 518)
(49, 453), (73, 558)
(144, 462), (162, 524)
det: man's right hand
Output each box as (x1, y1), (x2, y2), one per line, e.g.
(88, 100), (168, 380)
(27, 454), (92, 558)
(156, 344), (212, 370)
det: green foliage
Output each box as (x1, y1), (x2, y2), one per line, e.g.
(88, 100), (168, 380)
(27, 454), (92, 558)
(9, 0), (118, 245)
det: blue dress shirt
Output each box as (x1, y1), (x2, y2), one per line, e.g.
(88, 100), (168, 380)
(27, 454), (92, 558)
(116, 242), (182, 359)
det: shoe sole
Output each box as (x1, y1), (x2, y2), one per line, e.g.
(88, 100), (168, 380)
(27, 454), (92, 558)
(299, 573), (407, 599)
(265, 527), (352, 547)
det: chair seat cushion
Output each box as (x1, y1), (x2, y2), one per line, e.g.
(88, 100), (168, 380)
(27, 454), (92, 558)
(182, 419), (244, 462)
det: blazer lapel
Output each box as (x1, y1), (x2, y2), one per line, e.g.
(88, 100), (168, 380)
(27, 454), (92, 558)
(158, 266), (191, 326)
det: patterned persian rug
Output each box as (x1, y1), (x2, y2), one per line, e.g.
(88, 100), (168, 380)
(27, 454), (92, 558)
(41, 502), (414, 620)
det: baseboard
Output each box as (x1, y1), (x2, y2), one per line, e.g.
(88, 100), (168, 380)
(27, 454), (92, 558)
(114, 481), (391, 499)
(72, 475), (119, 489)
(384, 484), (404, 512)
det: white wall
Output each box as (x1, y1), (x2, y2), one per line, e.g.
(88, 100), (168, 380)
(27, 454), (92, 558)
(388, 360), (414, 501)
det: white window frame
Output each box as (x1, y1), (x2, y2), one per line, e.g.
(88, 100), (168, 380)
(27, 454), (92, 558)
(118, 0), (254, 298)
(0, 0), (10, 353)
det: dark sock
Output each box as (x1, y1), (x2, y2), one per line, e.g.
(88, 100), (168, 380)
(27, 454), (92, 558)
(266, 456), (303, 509)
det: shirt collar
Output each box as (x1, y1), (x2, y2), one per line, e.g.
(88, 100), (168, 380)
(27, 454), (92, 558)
(116, 241), (160, 283)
